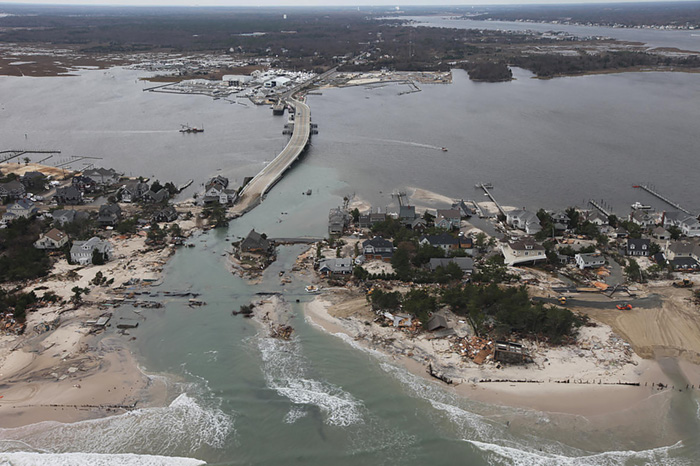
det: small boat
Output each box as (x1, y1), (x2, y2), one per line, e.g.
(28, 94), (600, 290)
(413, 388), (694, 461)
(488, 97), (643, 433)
(441, 147), (448, 152)
(305, 285), (320, 293)
(180, 124), (204, 133)
(306, 189), (312, 196)
(616, 303), (633, 310)
(631, 202), (651, 210)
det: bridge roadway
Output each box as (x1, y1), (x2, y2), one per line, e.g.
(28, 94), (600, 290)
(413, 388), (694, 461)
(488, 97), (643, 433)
(231, 97), (311, 216)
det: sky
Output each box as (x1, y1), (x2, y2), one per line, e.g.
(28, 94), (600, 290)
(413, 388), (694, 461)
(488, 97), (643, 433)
(0, 0), (692, 6)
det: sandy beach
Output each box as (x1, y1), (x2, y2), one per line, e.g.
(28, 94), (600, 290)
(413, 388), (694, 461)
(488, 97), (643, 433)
(0, 219), (199, 428)
(303, 288), (693, 418)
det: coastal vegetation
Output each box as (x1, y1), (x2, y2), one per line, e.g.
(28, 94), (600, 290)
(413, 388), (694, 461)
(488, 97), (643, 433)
(0, 217), (51, 282)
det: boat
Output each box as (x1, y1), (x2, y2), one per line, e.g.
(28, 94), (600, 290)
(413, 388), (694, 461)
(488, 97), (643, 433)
(441, 147), (448, 152)
(616, 303), (633, 310)
(630, 201), (651, 210)
(305, 285), (320, 293)
(180, 124), (204, 133)
(306, 189), (312, 196)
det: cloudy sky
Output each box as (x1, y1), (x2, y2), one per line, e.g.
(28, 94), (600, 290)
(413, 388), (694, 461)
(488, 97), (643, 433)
(1, 0), (682, 6)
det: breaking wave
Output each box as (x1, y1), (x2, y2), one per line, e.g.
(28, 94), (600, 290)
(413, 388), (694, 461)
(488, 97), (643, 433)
(0, 393), (233, 457)
(257, 336), (364, 427)
(0, 452), (205, 466)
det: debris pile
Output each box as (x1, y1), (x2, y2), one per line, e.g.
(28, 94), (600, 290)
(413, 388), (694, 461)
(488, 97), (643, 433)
(452, 336), (494, 365)
(270, 324), (294, 340)
(1, 311), (26, 335)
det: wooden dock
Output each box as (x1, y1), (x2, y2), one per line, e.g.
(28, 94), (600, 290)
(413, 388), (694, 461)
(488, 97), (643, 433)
(0, 150), (61, 164)
(588, 199), (611, 217)
(477, 183), (506, 218)
(636, 185), (691, 215)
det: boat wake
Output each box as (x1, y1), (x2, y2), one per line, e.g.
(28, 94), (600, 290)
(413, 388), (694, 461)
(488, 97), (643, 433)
(257, 336), (364, 427)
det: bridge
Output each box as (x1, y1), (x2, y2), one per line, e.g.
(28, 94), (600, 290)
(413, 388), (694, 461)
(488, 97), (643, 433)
(230, 96), (311, 216)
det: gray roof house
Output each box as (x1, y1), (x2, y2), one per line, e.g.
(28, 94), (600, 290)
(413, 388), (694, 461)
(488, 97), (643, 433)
(143, 188), (170, 204)
(586, 211), (609, 226)
(54, 186), (83, 205)
(429, 257), (474, 274)
(362, 236), (393, 261)
(52, 209), (89, 226)
(3, 198), (38, 222)
(98, 203), (122, 226)
(626, 238), (650, 256)
(399, 206), (418, 226)
(666, 241), (697, 261)
(652, 226), (670, 241)
(82, 167), (121, 186)
(420, 233), (459, 252)
(153, 205), (178, 223)
(118, 180), (149, 203)
(436, 209), (461, 230)
(34, 228), (69, 250)
(575, 253), (605, 269)
(0, 180), (26, 200)
(70, 237), (113, 265)
(506, 210), (542, 235)
(318, 258), (353, 275)
(680, 216), (700, 238)
(630, 210), (655, 228)
(328, 208), (349, 235)
(240, 229), (270, 253)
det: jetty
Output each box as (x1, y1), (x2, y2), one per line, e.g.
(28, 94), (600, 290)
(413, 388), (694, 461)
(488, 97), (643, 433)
(231, 97), (312, 216)
(636, 184), (691, 215)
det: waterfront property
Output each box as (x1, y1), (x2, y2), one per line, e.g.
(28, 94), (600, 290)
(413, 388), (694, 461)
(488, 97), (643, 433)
(118, 180), (149, 203)
(501, 238), (546, 266)
(34, 228), (69, 250)
(2, 198), (38, 223)
(506, 209), (542, 235)
(0, 180), (26, 200)
(328, 208), (350, 236)
(53, 186), (83, 205)
(240, 229), (270, 253)
(318, 257), (353, 275)
(435, 209), (461, 230)
(362, 236), (393, 261)
(82, 167), (121, 186)
(70, 237), (113, 265)
(420, 233), (459, 253)
(52, 209), (89, 226)
(98, 203), (122, 227)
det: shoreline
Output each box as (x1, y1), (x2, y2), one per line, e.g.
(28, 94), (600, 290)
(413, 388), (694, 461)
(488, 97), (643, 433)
(303, 292), (689, 418)
(0, 213), (201, 429)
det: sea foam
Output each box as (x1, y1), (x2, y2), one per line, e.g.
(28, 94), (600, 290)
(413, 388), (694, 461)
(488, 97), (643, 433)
(0, 452), (205, 466)
(258, 336), (364, 427)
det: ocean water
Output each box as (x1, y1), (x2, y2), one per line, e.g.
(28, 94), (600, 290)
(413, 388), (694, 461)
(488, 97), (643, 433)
(1, 49), (700, 464)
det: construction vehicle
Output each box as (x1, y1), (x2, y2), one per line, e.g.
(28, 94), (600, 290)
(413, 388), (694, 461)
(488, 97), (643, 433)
(558, 296), (567, 305)
(616, 303), (633, 311)
(672, 279), (694, 288)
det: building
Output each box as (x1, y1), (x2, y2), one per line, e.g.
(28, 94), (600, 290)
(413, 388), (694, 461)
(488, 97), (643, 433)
(70, 237), (113, 265)
(626, 238), (650, 256)
(82, 168), (121, 186)
(98, 203), (122, 227)
(550, 211), (570, 231)
(419, 233), (459, 253)
(2, 199), (38, 222)
(222, 74), (253, 86)
(652, 226), (671, 241)
(142, 188), (170, 204)
(575, 253), (605, 270)
(435, 209), (461, 230)
(428, 257), (474, 274)
(53, 186), (83, 205)
(328, 208), (349, 236)
(506, 210), (542, 235)
(118, 180), (149, 203)
(20, 171), (45, 188)
(318, 258), (353, 275)
(0, 180), (26, 200)
(630, 210), (655, 228)
(71, 175), (96, 192)
(399, 205), (418, 227)
(586, 211), (609, 226)
(263, 76), (292, 88)
(240, 229), (270, 253)
(666, 241), (697, 261)
(670, 257), (700, 272)
(680, 217), (700, 238)
(203, 176), (236, 205)
(500, 238), (546, 266)
(153, 206), (178, 223)
(52, 209), (89, 226)
(362, 236), (393, 261)
(34, 228), (69, 250)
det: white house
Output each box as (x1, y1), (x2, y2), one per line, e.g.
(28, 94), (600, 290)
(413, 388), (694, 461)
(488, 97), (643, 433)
(2, 199), (38, 222)
(70, 237), (113, 265)
(506, 210), (542, 235)
(500, 238), (546, 266)
(680, 217), (700, 237)
(575, 253), (605, 270)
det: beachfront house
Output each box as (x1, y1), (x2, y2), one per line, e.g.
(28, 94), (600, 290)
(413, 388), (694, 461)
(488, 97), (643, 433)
(575, 253), (605, 270)
(680, 217), (700, 238)
(550, 211), (570, 231)
(399, 206), (418, 227)
(70, 237), (113, 265)
(630, 210), (655, 229)
(362, 236), (393, 261)
(2, 198), (38, 223)
(82, 167), (121, 186)
(318, 258), (353, 275)
(328, 208), (350, 235)
(20, 171), (46, 189)
(72, 175), (96, 193)
(506, 209), (542, 235)
(98, 203), (122, 227)
(142, 188), (170, 204)
(0, 180), (26, 200)
(500, 238), (546, 266)
(626, 238), (650, 257)
(34, 228), (69, 250)
(586, 211), (609, 226)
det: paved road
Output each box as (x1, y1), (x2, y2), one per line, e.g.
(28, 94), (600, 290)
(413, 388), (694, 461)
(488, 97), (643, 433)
(231, 97), (311, 216)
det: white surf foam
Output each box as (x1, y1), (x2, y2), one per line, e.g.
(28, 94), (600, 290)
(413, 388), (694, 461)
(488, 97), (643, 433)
(0, 452), (205, 466)
(258, 336), (364, 427)
(0, 393), (233, 456)
(466, 439), (690, 466)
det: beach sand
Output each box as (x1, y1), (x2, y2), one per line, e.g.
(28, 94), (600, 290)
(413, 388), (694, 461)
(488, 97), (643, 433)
(303, 290), (685, 417)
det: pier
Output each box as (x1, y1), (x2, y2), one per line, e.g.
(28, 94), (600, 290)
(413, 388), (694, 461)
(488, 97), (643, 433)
(1, 150), (61, 164)
(231, 96), (312, 216)
(477, 183), (506, 218)
(636, 184), (691, 215)
(588, 199), (611, 217)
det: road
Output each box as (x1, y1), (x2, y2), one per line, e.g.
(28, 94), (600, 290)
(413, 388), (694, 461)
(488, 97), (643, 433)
(230, 97), (311, 216)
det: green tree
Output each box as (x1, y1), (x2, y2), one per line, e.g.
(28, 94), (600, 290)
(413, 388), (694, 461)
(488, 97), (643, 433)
(402, 288), (436, 324)
(391, 246), (412, 281)
(350, 208), (360, 224)
(624, 258), (644, 283)
(668, 226), (682, 241)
